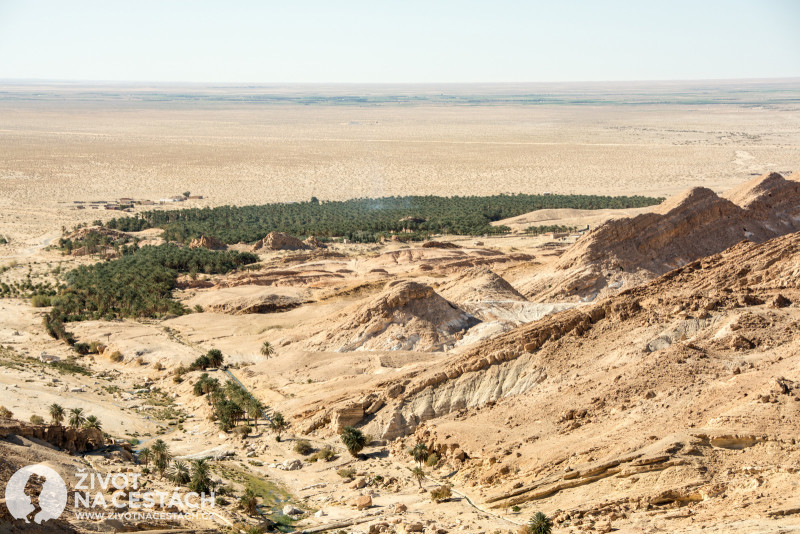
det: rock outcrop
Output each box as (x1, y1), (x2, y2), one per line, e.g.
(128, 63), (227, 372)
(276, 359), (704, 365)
(303, 235), (326, 248)
(201, 293), (304, 314)
(523, 172), (800, 301)
(0, 420), (104, 452)
(303, 280), (480, 352)
(252, 232), (310, 251)
(188, 234), (226, 250)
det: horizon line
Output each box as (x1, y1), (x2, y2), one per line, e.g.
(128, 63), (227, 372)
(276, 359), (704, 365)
(1, 76), (799, 87)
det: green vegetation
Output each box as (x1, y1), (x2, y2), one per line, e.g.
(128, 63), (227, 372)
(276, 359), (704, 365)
(269, 412), (288, 441)
(337, 467), (356, 480)
(29, 415), (45, 425)
(83, 415), (102, 430)
(260, 341), (275, 357)
(411, 466), (425, 488)
(151, 439), (171, 478)
(411, 443), (430, 467)
(195, 377), (265, 432)
(340, 426), (367, 458)
(105, 194), (663, 244)
(215, 464), (294, 520)
(526, 224), (580, 235)
(193, 373), (220, 396)
(68, 408), (86, 429)
(293, 439), (313, 455)
(31, 294), (52, 307)
(56, 231), (139, 256)
(526, 512), (553, 534)
(308, 447), (336, 462)
(189, 348), (225, 371)
(44, 244), (257, 324)
(49, 404), (64, 425)
(0, 347), (90, 376)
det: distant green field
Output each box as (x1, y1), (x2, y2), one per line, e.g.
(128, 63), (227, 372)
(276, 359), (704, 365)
(105, 193), (664, 244)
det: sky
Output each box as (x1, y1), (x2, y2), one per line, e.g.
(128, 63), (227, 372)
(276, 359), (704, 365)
(0, 0), (798, 83)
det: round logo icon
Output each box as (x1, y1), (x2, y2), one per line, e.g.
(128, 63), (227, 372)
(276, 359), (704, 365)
(5, 464), (68, 524)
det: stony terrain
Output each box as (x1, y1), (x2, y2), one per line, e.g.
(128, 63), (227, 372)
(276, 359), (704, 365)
(0, 82), (798, 532)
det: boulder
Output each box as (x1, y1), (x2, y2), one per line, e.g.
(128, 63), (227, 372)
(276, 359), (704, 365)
(350, 494), (372, 510)
(253, 232), (310, 251)
(188, 235), (226, 250)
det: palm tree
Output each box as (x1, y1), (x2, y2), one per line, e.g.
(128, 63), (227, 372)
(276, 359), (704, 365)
(206, 349), (224, 368)
(528, 512), (553, 534)
(138, 447), (151, 467)
(189, 458), (212, 494)
(68, 408), (86, 429)
(411, 443), (429, 467)
(244, 397), (264, 431)
(239, 488), (258, 516)
(49, 403), (64, 426)
(411, 466), (425, 488)
(269, 412), (288, 441)
(260, 341), (275, 357)
(340, 426), (367, 458)
(83, 415), (102, 430)
(168, 460), (191, 485)
(151, 439), (171, 478)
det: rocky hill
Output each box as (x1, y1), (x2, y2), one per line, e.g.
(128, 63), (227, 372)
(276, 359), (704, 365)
(252, 231), (311, 251)
(521, 171), (800, 302)
(292, 229), (800, 530)
(302, 280), (479, 352)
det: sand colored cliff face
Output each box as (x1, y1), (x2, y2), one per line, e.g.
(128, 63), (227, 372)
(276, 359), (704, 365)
(517, 172), (800, 302)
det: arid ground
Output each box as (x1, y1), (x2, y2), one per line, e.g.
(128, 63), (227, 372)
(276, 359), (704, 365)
(0, 81), (799, 533)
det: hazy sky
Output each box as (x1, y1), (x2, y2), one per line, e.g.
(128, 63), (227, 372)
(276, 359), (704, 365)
(0, 0), (798, 83)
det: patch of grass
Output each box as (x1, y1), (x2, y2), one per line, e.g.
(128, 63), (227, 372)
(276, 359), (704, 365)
(214, 464), (299, 524)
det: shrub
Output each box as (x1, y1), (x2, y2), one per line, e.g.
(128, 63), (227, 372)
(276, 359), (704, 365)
(29, 415), (45, 424)
(31, 295), (51, 307)
(233, 425), (252, 439)
(109, 351), (124, 363)
(425, 453), (440, 467)
(73, 342), (91, 355)
(0, 406), (13, 419)
(430, 485), (452, 503)
(337, 467), (356, 480)
(309, 447), (336, 462)
(89, 341), (105, 354)
(293, 439), (314, 455)
(153, 361), (164, 371)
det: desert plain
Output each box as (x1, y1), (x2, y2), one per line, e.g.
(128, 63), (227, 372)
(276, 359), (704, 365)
(0, 80), (799, 533)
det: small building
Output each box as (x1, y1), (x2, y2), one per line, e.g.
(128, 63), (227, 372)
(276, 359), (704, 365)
(545, 232), (570, 239)
(188, 195), (204, 200)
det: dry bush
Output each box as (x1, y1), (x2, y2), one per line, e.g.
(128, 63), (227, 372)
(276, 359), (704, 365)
(430, 485), (452, 503)
(109, 351), (124, 363)
(293, 439), (314, 455)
